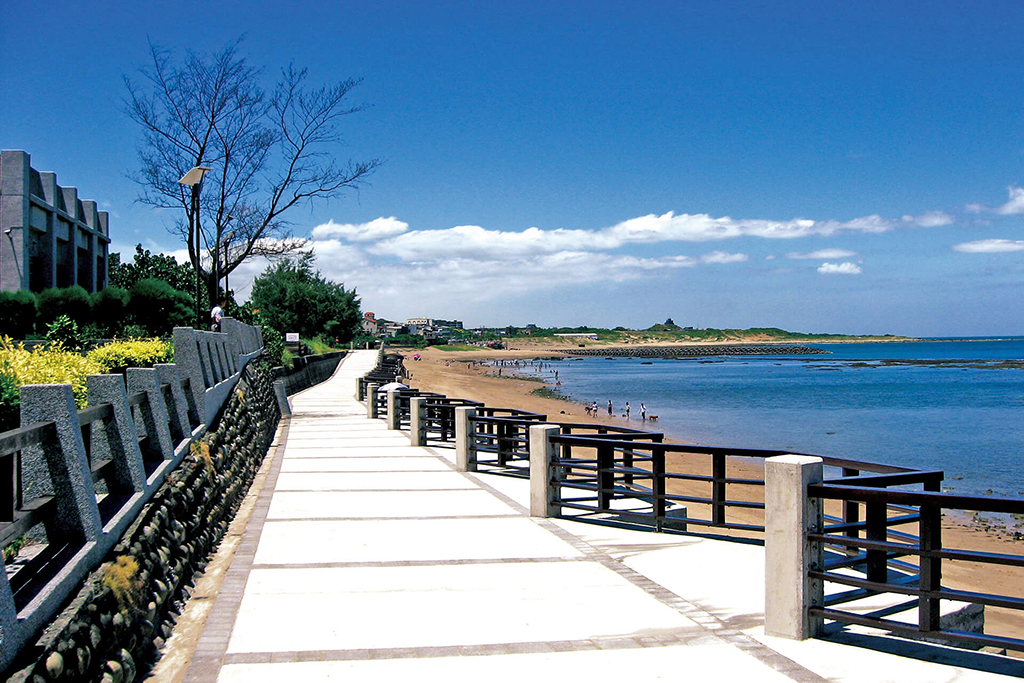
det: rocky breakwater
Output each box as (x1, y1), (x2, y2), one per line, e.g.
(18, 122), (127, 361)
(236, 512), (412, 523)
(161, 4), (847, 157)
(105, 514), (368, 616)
(6, 361), (281, 683)
(558, 344), (829, 358)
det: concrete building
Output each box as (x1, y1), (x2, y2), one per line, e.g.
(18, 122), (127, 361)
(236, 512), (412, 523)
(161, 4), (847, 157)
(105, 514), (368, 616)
(0, 150), (110, 293)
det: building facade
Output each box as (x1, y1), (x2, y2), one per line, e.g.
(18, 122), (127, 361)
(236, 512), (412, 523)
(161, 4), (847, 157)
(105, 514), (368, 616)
(0, 150), (110, 293)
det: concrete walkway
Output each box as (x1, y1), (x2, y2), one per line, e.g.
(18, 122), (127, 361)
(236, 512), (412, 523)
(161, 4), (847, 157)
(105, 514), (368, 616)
(175, 351), (1021, 683)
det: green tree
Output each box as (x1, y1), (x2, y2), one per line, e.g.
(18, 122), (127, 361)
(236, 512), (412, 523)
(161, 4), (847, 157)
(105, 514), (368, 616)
(250, 253), (360, 342)
(128, 278), (193, 336)
(109, 244), (198, 295)
(90, 286), (130, 337)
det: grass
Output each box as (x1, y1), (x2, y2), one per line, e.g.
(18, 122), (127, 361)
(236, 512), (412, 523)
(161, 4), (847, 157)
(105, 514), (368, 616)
(531, 386), (572, 401)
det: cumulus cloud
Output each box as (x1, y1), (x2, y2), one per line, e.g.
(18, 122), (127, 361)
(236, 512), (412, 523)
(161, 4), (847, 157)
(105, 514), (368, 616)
(952, 239), (1024, 253)
(786, 248), (857, 260)
(700, 251), (748, 264)
(996, 186), (1024, 215)
(311, 216), (409, 241)
(817, 262), (862, 275)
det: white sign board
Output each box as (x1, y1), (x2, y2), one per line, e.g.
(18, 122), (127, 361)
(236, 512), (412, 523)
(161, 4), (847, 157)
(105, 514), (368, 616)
(285, 333), (300, 343)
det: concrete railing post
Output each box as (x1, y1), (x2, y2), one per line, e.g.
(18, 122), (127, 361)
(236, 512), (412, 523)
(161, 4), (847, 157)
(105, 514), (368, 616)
(410, 397), (426, 446)
(764, 455), (825, 640)
(529, 424), (561, 517)
(366, 383), (379, 419)
(273, 380), (291, 416)
(20, 384), (103, 541)
(86, 374), (146, 493)
(173, 327), (207, 425)
(386, 390), (400, 430)
(455, 407), (477, 472)
(127, 368), (175, 462)
(154, 364), (193, 444)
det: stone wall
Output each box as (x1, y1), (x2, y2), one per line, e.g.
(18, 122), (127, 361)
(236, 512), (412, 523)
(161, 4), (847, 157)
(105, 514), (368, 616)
(5, 362), (280, 683)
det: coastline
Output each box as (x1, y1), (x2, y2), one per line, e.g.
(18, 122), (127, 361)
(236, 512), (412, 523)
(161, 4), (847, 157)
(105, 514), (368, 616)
(405, 345), (1024, 649)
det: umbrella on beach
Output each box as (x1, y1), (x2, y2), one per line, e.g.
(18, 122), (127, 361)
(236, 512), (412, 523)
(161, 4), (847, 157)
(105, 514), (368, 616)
(379, 382), (408, 392)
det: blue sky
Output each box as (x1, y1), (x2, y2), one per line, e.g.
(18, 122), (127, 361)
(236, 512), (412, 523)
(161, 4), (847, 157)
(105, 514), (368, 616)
(2, 1), (1023, 336)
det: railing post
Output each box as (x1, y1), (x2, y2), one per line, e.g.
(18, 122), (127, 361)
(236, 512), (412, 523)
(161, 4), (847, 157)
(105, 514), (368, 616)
(366, 383), (379, 419)
(357, 378), (365, 402)
(596, 442), (614, 511)
(86, 374), (146, 492)
(173, 327), (207, 425)
(455, 407), (478, 472)
(712, 452), (727, 526)
(410, 397), (426, 446)
(919, 503), (942, 632)
(20, 384), (103, 541)
(764, 454), (824, 640)
(529, 424), (560, 517)
(127, 368), (175, 462)
(273, 380), (291, 416)
(386, 389), (400, 430)
(155, 364), (193, 444)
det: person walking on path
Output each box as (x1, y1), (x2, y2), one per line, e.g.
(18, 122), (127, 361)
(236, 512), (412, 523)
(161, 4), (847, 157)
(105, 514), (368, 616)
(210, 298), (226, 332)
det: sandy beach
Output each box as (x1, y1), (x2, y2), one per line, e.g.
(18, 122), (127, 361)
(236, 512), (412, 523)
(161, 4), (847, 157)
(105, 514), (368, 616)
(404, 345), (1023, 651)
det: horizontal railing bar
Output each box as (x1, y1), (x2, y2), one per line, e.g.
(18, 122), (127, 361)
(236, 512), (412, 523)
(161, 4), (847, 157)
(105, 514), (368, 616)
(811, 607), (1024, 652)
(0, 421), (58, 454)
(77, 403), (114, 426)
(810, 484), (1024, 514)
(127, 391), (147, 406)
(824, 471), (945, 488)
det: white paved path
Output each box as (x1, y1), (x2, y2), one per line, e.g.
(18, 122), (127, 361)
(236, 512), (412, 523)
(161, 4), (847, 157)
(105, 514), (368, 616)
(179, 351), (1021, 683)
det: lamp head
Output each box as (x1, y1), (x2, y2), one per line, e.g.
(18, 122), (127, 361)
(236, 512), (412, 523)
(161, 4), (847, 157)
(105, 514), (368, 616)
(177, 166), (212, 186)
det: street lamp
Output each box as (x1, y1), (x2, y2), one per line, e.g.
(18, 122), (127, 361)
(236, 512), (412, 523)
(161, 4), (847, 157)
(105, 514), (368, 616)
(177, 165), (211, 329)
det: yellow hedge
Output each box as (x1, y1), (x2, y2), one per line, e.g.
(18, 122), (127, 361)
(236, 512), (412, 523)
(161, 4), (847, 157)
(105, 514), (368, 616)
(0, 337), (173, 409)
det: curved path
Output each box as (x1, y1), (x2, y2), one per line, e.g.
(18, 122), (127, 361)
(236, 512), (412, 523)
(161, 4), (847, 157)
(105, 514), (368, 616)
(165, 351), (1017, 683)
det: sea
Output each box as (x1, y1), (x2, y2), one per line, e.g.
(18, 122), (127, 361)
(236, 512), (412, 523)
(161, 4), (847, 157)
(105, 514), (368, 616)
(521, 338), (1024, 500)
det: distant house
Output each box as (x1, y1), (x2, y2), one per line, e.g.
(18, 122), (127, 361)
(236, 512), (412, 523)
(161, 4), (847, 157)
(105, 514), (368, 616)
(554, 332), (598, 341)
(0, 150), (110, 293)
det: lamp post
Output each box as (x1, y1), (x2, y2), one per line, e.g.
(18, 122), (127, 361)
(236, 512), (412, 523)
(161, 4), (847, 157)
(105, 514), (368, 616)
(177, 165), (211, 328)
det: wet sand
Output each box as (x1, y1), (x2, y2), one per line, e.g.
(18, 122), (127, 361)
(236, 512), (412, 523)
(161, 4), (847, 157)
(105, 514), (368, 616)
(404, 345), (1023, 650)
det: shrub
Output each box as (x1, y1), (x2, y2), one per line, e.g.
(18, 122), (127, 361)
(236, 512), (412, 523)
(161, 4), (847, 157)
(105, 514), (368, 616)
(0, 290), (38, 339)
(0, 337), (103, 410)
(128, 278), (192, 336)
(86, 338), (173, 371)
(37, 285), (92, 325)
(260, 323), (285, 367)
(90, 286), (130, 337)
(46, 315), (85, 350)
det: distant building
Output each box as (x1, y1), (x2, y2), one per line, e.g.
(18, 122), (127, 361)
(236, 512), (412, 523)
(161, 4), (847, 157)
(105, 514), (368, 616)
(0, 150), (110, 293)
(554, 332), (598, 341)
(361, 312), (383, 336)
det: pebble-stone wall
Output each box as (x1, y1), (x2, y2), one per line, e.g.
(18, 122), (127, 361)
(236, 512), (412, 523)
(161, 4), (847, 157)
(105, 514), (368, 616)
(6, 361), (281, 683)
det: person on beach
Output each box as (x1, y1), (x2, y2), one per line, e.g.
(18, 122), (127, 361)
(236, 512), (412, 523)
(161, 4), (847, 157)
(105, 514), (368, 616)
(625, 402), (631, 419)
(607, 399), (613, 416)
(640, 403), (647, 421)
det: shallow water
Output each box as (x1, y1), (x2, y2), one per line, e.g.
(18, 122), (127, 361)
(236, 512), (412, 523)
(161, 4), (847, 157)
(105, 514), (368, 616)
(522, 338), (1024, 499)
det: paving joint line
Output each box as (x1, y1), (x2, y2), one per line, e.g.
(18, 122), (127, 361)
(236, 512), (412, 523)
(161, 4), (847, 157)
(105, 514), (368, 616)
(457, 465), (831, 683)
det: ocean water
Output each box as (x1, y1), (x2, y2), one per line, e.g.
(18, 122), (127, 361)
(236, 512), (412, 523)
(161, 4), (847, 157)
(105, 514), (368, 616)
(526, 338), (1024, 499)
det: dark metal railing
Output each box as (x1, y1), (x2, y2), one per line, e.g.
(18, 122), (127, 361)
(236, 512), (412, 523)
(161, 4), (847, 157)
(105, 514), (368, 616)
(421, 397), (483, 445)
(808, 483), (1024, 654)
(470, 410), (547, 475)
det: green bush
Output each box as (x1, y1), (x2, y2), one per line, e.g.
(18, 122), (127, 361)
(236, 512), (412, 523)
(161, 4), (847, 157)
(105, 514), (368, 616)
(128, 278), (193, 336)
(37, 285), (92, 326)
(86, 338), (173, 370)
(46, 315), (85, 350)
(0, 365), (19, 432)
(260, 323), (285, 367)
(0, 290), (38, 339)
(91, 286), (130, 337)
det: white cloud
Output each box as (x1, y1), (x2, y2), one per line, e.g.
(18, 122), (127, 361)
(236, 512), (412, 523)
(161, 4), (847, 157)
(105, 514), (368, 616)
(952, 239), (1024, 254)
(909, 211), (954, 227)
(996, 186), (1024, 215)
(817, 262), (862, 275)
(965, 203), (986, 214)
(700, 251), (748, 264)
(786, 248), (857, 260)
(311, 216), (409, 241)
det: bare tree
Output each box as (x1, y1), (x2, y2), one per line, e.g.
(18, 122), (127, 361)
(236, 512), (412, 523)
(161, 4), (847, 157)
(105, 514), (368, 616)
(124, 38), (381, 306)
